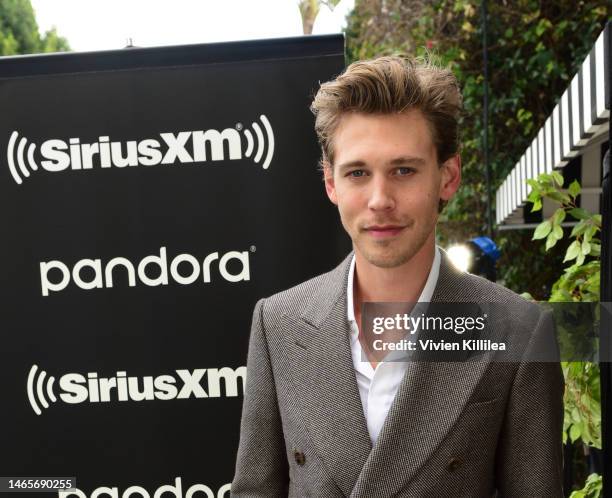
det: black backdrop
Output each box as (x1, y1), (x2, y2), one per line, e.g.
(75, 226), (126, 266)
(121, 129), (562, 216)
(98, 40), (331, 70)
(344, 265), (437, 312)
(0, 35), (348, 497)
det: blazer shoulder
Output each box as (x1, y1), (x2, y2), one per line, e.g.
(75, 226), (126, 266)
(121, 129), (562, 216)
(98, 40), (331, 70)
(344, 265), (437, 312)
(465, 272), (531, 303)
(456, 271), (546, 333)
(438, 250), (537, 312)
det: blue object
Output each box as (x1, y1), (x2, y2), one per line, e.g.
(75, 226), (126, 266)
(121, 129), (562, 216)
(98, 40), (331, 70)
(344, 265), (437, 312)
(470, 236), (501, 262)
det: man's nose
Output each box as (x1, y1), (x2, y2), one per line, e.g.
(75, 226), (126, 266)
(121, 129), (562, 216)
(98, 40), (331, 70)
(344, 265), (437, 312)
(367, 177), (395, 211)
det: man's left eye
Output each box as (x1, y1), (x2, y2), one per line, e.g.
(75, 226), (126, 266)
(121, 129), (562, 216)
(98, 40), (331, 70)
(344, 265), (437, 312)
(397, 167), (414, 175)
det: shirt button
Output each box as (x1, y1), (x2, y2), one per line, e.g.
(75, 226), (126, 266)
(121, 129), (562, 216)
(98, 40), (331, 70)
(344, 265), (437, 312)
(447, 457), (462, 472)
(294, 451), (306, 466)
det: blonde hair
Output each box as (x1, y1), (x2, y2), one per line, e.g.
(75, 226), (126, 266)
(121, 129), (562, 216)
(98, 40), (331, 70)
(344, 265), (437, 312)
(310, 55), (463, 167)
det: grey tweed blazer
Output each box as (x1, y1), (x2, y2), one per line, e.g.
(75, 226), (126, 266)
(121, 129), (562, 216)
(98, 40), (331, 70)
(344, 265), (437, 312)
(231, 252), (564, 498)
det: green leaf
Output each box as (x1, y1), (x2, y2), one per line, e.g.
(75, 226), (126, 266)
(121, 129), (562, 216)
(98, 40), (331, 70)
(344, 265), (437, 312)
(531, 198), (542, 212)
(570, 220), (588, 237)
(527, 178), (540, 192)
(564, 240), (581, 262)
(576, 252), (586, 266)
(590, 243), (601, 257)
(582, 239), (591, 255)
(533, 220), (552, 240)
(584, 225), (597, 243)
(552, 208), (566, 226)
(568, 179), (581, 198)
(539, 173), (553, 183)
(552, 171), (564, 187)
(593, 214), (602, 227)
(569, 208), (590, 220)
(547, 191), (571, 204)
(545, 232), (558, 250)
(552, 224), (563, 240)
(569, 423), (581, 442)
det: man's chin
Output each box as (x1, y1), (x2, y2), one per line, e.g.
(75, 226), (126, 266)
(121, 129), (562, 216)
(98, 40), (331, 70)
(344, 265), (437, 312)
(359, 249), (413, 269)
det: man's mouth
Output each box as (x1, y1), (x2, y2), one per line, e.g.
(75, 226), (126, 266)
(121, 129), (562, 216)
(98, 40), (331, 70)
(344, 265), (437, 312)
(364, 225), (405, 238)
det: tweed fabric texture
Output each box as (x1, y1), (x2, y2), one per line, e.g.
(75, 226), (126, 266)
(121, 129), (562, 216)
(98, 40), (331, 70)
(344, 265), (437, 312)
(231, 252), (564, 498)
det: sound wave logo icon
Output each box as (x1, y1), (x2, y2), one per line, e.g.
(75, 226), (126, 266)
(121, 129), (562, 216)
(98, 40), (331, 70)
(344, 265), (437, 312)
(27, 365), (57, 416)
(7, 131), (39, 185)
(240, 115), (274, 170)
(5, 114), (275, 185)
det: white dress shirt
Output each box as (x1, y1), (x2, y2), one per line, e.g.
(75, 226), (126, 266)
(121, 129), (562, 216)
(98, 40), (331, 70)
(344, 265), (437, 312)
(347, 247), (441, 445)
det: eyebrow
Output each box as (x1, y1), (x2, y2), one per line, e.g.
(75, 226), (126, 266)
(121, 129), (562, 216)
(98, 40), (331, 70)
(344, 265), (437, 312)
(336, 156), (427, 171)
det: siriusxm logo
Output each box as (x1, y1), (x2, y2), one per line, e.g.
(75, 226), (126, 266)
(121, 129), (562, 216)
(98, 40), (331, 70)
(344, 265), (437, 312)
(6, 115), (274, 185)
(27, 364), (246, 416)
(39, 246), (251, 297)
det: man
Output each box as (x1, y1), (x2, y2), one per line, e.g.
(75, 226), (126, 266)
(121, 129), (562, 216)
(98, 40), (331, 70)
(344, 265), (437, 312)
(232, 56), (564, 497)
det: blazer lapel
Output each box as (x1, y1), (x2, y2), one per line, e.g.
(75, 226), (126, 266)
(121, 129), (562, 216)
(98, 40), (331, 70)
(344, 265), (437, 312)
(351, 253), (492, 497)
(284, 254), (372, 497)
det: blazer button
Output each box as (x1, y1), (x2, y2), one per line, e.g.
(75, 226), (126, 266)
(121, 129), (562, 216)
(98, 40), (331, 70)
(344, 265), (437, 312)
(294, 451), (306, 466)
(447, 457), (462, 472)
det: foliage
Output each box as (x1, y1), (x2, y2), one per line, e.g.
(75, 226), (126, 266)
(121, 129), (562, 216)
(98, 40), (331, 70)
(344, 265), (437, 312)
(0, 0), (70, 56)
(497, 229), (566, 300)
(528, 172), (602, 495)
(562, 362), (601, 449)
(345, 0), (610, 297)
(569, 473), (603, 498)
(298, 0), (342, 35)
(528, 173), (601, 303)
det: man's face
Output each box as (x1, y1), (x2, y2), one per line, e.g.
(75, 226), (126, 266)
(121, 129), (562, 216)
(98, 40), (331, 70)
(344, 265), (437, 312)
(324, 109), (460, 269)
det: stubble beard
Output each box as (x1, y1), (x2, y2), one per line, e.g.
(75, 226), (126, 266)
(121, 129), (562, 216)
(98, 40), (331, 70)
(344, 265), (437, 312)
(354, 220), (418, 269)
(353, 213), (437, 269)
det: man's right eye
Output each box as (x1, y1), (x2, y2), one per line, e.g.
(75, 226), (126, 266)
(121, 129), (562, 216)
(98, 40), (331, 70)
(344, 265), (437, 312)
(348, 170), (365, 178)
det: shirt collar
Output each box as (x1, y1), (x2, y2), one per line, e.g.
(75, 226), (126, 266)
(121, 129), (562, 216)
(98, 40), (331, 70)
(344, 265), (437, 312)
(346, 246), (442, 330)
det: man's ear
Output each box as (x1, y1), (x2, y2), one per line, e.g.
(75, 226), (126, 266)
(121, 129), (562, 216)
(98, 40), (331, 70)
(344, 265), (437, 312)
(439, 154), (461, 202)
(323, 161), (338, 205)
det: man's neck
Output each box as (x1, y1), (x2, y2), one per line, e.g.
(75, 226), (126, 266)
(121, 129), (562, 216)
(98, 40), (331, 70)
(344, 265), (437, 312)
(352, 240), (436, 369)
(353, 241), (436, 306)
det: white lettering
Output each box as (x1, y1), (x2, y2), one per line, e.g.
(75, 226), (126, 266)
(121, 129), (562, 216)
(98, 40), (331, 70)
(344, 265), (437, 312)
(110, 141), (139, 168)
(128, 376), (155, 401)
(176, 369), (208, 399)
(39, 260), (70, 297)
(40, 139), (70, 171)
(73, 259), (103, 291)
(35, 125), (255, 173)
(206, 367), (246, 397)
(154, 375), (178, 401)
(39, 248), (250, 296)
(137, 247), (169, 287)
(137, 139), (162, 166)
(105, 257), (136, 288)
(161, 132), (193, 164)
(91, 489), (118, 498)
(219, 251), (250, 282)
(192, 129), (241, 162)
(123, 486), (150, 498)
(153, 478), (182, 498)
(170, 254), (200, 285)
(81, 142), (99, 170)
(59, 373), (89, 403)
(59, 479), (230, 498)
